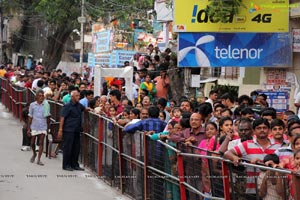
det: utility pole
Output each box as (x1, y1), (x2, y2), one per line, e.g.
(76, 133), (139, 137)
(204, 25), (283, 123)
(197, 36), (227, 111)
(78, 0), (86, 76)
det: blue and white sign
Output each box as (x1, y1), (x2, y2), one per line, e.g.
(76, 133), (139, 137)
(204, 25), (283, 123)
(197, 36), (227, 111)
(88, 53), (95, 67)
(178, 33), (292, 67)
(91, 50), (136, 68)
(94, 52), (111, 66)
(96, 30), (111, 53)
(258, 91), (289, 113)
(114, 50), (136, 67)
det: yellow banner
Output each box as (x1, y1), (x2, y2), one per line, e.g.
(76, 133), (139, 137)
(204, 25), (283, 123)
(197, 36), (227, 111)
(174, 0), (289, 32)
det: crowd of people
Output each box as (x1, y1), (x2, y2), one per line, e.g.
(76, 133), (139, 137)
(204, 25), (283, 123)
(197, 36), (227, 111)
(0, 46), (300, 199)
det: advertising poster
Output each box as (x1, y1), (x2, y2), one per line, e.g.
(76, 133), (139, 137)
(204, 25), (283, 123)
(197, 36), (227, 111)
(174, 0), (289, 32)
(259, 91), (289, 112)
(293, 29), (300, 52)
(178, 32), (292, 67)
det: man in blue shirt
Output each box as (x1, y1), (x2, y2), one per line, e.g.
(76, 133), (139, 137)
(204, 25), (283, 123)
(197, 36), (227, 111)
(124, 106), (166, 134)
(58, 90), (92, 171)
(79, 90), (94, 108)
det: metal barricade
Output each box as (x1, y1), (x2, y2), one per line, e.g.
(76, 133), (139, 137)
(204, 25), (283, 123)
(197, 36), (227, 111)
(146, 136), (181, 200)
(26, 88), (36, 105)
(96, 115), (121, 188)
(177, 144), (224, 200)
(222, 159), (293, 200)
(82, 112), (100, 173)
(48, 100), (63, 122)
(11, 85), (27, 120)
(3, 85), (300, 200)
(120, 130), (145, 200)
(0, 77), (8, 107)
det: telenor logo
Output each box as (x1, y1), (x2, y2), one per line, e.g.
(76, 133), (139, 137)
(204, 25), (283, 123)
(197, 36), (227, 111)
(179, 35), (215, 67)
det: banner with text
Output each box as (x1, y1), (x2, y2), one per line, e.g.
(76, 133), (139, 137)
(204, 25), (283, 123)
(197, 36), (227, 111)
(178, 32), (292, 67)
(95, 30), (112, 53)
(89, 50), (136, 68)
(174, 0), (289, 32)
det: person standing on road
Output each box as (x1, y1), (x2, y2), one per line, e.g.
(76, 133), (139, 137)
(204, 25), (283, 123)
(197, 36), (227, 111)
(27, 89), (51, 166)
(57, 90), (92, 171)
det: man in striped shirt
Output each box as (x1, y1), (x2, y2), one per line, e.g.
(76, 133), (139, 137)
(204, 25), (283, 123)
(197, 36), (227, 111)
(224, 118), (281, 199)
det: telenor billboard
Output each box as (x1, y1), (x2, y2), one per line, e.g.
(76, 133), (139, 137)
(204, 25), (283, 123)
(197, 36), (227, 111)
(178, 33), (292, 67)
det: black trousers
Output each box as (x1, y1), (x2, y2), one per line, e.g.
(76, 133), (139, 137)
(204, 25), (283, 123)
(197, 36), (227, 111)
(22, 124), (31, 146)
(62, 131), (80, 169)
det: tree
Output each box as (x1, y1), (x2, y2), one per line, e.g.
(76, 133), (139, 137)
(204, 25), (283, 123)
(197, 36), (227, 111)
(2, 0), (154, 71)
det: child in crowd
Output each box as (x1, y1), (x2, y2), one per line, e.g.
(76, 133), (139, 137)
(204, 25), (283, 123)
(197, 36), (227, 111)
(116, 109), (131, 126)
(164, 107), (181, 132)
(197, 122), (218, 198)
(159, 110), (166, 121)
(258, 154), (283, 200)
(108, 106), (117, 136)
(171, 107), (181, 123)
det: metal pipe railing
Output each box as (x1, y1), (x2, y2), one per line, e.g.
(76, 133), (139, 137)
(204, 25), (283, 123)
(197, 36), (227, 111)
(1, 76), (297, 200)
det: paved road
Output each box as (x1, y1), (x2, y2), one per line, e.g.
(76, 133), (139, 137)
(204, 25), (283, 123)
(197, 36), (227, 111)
(0, 103), (130, 200)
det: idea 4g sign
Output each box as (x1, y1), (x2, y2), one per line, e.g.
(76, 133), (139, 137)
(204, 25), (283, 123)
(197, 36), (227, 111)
(174, 0), (289, 32)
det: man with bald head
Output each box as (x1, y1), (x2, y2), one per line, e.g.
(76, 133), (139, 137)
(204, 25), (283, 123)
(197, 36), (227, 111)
(170, 112), (205, 146)
(58, 90), (92, 171)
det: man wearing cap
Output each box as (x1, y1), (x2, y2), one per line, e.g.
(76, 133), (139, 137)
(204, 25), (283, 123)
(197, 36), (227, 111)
(154, 63), (170, 99)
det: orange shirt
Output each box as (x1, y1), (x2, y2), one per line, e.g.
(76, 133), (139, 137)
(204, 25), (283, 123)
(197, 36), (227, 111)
(0, 69), (6, 77)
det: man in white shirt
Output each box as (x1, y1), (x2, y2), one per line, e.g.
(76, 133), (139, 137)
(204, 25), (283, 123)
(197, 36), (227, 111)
(205, 90), (218, 110)
(31, 72), (43, 90)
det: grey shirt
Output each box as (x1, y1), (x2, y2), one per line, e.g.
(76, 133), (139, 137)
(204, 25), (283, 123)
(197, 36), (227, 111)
(28, 101), (48, 131)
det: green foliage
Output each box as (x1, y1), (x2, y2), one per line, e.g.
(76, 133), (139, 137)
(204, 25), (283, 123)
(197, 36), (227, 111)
(3, 0), (154, 28)
(212, 84), (239, 99)
(205, 0), (246, 23)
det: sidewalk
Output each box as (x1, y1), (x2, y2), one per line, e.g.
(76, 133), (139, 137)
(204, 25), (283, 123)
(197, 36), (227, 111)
(0, 103), (130, 200)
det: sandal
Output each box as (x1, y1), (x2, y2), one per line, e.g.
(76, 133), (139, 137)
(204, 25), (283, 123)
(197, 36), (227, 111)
(50, 152), (57, 158)
(30, 155), (36, 163)
(37, 161), (44, 166)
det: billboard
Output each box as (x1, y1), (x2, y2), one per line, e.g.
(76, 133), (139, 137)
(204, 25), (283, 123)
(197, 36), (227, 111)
(178, 32), (292, 67)
(174, 0), (289, 32)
